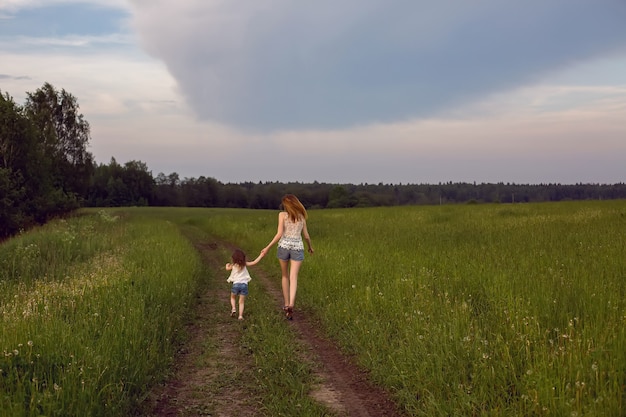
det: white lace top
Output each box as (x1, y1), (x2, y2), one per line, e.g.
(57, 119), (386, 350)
(278, 214), (305, 251)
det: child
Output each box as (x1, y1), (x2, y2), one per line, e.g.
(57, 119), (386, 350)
(225, 249), (264, 320)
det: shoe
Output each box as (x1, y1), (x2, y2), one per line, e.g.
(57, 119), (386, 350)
(285, 307), (293, 320)
(238, 316), (244, 321)
(231, 310), (237, 318)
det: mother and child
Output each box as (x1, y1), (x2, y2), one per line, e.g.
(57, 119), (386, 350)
(225, 194), (314, 320)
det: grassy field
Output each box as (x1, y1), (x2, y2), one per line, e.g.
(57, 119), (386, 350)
(1, 201), (625, 416)
(0, 210), (204, 416)
(301, 201), (626, 416)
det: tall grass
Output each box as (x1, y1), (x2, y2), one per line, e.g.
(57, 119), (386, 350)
(0, 210), (203, 416)
(2, 201), (624, 416)
(299, 201), (626, 415)
(168, 201), (625, 415)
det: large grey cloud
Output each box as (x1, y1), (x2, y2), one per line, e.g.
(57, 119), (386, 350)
(129, 0), (626, 131)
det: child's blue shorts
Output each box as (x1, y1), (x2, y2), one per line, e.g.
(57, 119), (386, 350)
(231, 283), (249, 296)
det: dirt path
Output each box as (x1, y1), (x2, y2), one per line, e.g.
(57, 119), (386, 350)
(139, 239), (406, 417)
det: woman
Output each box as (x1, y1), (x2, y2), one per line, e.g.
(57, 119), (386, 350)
(261, 194), (314, 320)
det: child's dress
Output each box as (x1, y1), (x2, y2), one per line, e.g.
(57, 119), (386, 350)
(227, 265), (252, 284)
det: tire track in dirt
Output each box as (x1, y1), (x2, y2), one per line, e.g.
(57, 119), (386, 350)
(255, 269), (407, 417)
(140, 238), (407, 417)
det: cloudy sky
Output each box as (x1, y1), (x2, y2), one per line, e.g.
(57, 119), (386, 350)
(2, 0), (625, 184)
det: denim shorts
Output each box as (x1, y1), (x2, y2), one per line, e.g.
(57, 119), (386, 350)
(231, 283), (249, 296)
(277, 246), (304, 261)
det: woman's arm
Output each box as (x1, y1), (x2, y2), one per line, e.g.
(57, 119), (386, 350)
(261, 212), (285, 255)
(302, 219), (314, 254)
(225, 262), (233, 271)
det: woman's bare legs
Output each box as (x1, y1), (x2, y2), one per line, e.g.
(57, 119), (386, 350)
(280, 259), (303, 319)
(279, 259), (290, 307)
(280, 259), (303, 308)
(288, 260), (302, 307)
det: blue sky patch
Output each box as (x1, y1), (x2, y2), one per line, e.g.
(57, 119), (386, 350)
(0, 4), (129, 38)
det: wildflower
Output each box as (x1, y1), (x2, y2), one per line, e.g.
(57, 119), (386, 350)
(27, 341), (33, 347)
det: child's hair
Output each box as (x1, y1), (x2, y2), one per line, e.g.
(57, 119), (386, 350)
(231, 249), (247, 268)
(282, 194), (307, 222)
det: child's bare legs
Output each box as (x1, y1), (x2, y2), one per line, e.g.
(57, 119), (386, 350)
(230, 293), (237, 317)
(238, 295), (246, 320)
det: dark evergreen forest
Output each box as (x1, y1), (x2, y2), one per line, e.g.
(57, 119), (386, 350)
(2, 84), (625, 239)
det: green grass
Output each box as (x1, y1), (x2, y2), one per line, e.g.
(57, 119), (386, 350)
(140, 202), (626, 415)
(300, 201), (626, 415)
(0, 210), (203, 416)
(1, 201), (625, 416)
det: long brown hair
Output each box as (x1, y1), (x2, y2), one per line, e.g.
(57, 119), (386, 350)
(231, 249), (246, 268)
(282, 194), (307, 222)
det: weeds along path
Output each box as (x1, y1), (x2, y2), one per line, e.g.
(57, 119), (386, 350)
(141, 237), (406, 417)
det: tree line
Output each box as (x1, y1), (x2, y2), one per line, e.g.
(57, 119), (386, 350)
(2, 83), (625, 239)
(1, 83), (93, 239)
